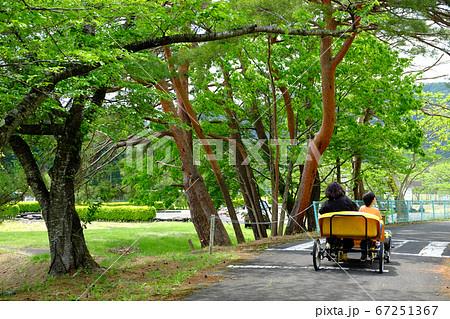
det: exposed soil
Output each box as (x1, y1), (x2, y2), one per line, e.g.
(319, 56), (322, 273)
(0, 253), (49, 296)
(0, 233), (315, 301)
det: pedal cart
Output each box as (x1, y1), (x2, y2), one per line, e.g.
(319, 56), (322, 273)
(312, 211), (392, 273)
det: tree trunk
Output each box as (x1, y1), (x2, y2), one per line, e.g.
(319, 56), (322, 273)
(290, 44), (335, 232)
(353, 108), (371, 200)
(218, 66), (267, 240)
(306, 171), (321, 231)
(166, 47), (245, 244)
(234, 137), (268, 239)
(268, 36), (280, 236)
(279, 157), (294, 235)
(249, 99), (297, 235)
(290, 0), (358, 233)
(10, 98), (100, 276)
(46, 191), (99, 275)
(156, 82), (232, 246)
(352, 156), (364, 200)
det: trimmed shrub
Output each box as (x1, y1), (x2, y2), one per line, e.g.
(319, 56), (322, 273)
(102, 202), (131, 207)
(18, 201), (41, 212)
(153, 201), (165, 210)
(76, 205), (156, 222)
(0, 204), (20, 219)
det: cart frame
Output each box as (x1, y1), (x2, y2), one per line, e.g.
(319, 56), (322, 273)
(312, 212), (391, 274)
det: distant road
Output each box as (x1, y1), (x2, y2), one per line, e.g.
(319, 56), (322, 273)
(155, 209), (247, 224)
(154, 210), (191, 221)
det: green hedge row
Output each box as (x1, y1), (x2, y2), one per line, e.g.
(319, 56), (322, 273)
(104, 201), (165, 210)
(10, 201), (156, 222)
(0, 204), (20, 219)
(153, 201), (165, 210)
(76, 205), (156, 222)
(101, 202), (131, 207)
(17, 201), (41, 212)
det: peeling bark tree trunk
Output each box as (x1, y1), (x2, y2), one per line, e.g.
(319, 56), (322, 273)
(279, 157), (294, 235)
(10, 97), (100, 276)
(306, 171), (321, 231)
(268, 36), (280, 236)
(228, 118), (268, 240)
(166, 47), (245, 244)
(156, 82), (232, 247)
(353, 108), (371, 200)
(352, 155), (364, 200)
(290, 0), (359, 233)
(246, 70), (297, 235)
(207, 65), (267, 240)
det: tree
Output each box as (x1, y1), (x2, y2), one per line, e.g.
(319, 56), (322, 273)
(289, 0), (361, 233)
(2, 0), (448, 276)
(1, 2), (358, 257)
(323, 34), (424, 195)
(10, 92), (105, 275)
(416, 161), (450, 197)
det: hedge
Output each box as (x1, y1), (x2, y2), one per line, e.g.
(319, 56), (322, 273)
(17, 201), (41, 213)
(76, 205), (156, 222)
(101, 202), (131, 207)
(9, 201), (157, 222)
(153, 201), (166, 210)
(0, 204), (20, 219)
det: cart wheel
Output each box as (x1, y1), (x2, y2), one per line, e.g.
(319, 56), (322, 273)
(378, 241), (384, 274)
(384, 237), (391, 263)
(313, 239), (321, 271)
(385, 236), (391, 252)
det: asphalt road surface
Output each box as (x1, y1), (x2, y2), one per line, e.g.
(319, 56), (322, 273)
(185, 221), (450, 301)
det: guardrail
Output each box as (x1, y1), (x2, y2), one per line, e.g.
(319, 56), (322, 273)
(313, 199), (450, 231)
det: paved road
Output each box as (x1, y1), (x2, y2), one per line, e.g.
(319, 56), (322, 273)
(155, 209), (247, 224)
(185, 221), (450, 301)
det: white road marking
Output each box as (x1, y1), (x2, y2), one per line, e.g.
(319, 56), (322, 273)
(418, 241), (450, 257)
(281, 241), (314, 251)
(392, 252), (450, 258)
(391, 239), (410, 249)
(228, 264), (388, 273)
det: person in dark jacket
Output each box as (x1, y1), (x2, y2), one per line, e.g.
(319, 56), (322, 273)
(319, 181), (359, 215)
(319, 182), (359, 259)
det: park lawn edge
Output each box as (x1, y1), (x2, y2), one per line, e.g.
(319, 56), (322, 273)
(0, 232), (315, 301)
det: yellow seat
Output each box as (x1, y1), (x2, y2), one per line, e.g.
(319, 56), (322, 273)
(319, 211), (383, 240)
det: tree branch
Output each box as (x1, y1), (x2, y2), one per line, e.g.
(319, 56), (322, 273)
(0, 63), (98, 150)
(17, 124), (64, 136)
(9, 135), (50, 217)
(124, 24), (352, 52)
(155, 161), (182, 170)
(0, 23), (357, 151)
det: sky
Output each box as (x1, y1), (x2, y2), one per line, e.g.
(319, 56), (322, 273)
(409, 54), (450, 83)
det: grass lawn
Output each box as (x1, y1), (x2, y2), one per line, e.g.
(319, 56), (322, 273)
(0, 219), (292, 301)
(0, 220), (260, 261)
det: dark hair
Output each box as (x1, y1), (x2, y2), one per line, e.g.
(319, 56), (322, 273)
(325, 182), (345, 200)
(363, 191), (376, 207)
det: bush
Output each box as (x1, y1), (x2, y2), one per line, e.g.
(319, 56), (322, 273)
(18, 201), (41, 212)
(76, 205), (156, 222)
(0, 204), (20, 219)
(102, 202), (131, 207)
(153, 201), (165, 210)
